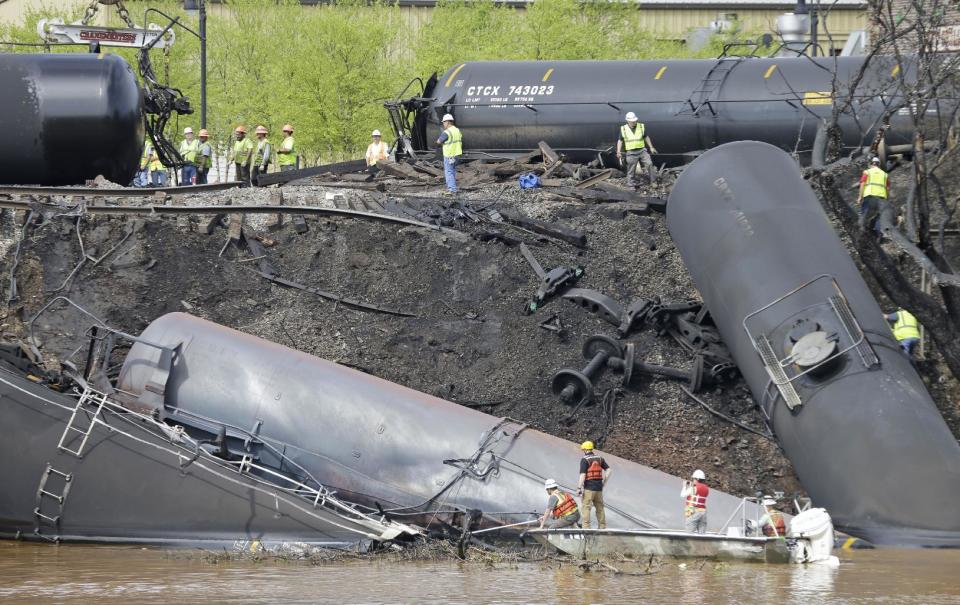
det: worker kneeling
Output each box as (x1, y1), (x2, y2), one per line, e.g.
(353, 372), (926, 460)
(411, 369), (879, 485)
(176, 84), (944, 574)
(539, 479), (581, 529)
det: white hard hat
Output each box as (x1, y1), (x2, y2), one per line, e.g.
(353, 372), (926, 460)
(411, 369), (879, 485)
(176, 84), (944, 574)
(625, 112), (638, 121)
(183, 127), (193, 134)
(441, 113), (455, 123)
(871, 156), (881, 164)
(544, 478), (558, 490)
(372, 129), (381, 137)
(762, 498), (777, 506)
(692, 469), (706, 480)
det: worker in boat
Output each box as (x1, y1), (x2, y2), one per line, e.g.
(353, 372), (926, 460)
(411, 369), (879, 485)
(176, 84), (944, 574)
(886, 307), (921, 358)
(615, 111), (658, 190)
(148, 146), (167, 187)
(856, 156), (889, 237)
(196, 129), (213, 184)
(538, 479), (581, 529)
(178, 127), (200, 186)
(759, 498), (787, 538)
(577, 440), (611, 529)
(277, 124), (297, 172)
(681, 469), (709, 533)
(230, 125), (255, 187)
(252, 125), (272, 186)
(365, 129), (390, 173)
(436, 113), (462, 194)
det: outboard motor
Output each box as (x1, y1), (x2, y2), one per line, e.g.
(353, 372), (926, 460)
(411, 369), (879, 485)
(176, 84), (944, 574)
(788, 508), (838, 564)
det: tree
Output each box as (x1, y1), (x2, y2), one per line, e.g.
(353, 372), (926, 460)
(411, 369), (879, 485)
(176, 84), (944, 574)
(810, 0), (960, 379)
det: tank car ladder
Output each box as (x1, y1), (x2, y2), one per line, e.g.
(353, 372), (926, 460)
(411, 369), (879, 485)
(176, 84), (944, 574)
(57, 387), (109, 459)
(33, 463), (73, 543)
(677, 57), (744, 117)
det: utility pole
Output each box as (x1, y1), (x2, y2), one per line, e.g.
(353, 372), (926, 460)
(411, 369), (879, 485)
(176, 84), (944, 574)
(199, 0), (206, 129)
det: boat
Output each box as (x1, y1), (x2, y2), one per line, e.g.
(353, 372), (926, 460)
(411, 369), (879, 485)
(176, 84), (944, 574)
(528, 508), (838, 565)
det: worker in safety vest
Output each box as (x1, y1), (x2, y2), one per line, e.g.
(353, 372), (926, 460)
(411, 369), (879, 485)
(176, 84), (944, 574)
(616, 111), (658, 190)
(366, 129), (390, 173)
(681, 469), (709, 533)
(759, 498), (787, 538)
(436, 113), (462, 194)
(857, 156), (889, 236)
(196, 129), (213, 184)
(178, 127), (200, 186)
(538, 478), (581, 529)
(148, 147), (167, 187)
(577, 440), (611, 529)
(277, 124), (297, 172)
(252, 125), (272, 186)
(230, 125), (255, 187)
(886, 307), (921, 358)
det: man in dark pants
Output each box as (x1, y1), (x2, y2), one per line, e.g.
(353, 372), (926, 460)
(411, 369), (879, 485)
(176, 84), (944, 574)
(857, 156), (889, 236)
(615, 111), (657, 190)
(231, 125), (254, 187)
(577, 440), (611, 529)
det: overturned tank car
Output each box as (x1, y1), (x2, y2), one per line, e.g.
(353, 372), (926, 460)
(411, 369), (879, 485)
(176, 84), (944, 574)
(666, 141), (960, 547)
(0, 311), (765, 547)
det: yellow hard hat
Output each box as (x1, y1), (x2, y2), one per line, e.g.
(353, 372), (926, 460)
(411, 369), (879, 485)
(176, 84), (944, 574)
(581, 440), (594, 450)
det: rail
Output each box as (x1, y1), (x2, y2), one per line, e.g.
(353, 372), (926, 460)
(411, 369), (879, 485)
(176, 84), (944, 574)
(0, 182), (242, 198)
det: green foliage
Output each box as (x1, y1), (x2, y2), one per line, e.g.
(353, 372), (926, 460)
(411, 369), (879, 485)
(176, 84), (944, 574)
(0, 0), (729, 164)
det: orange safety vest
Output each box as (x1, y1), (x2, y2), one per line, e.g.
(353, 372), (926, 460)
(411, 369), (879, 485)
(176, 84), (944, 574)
(763, 511), (787, 538)
(685, 482), (709, 516)
(552, 491), (579, 518)
(584, 455), (605, 482)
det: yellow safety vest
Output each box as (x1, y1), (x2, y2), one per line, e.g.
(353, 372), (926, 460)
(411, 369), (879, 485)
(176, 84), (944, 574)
(862, 166), (888, 199)
(278, 136), (296, 166)
(621, 123), (646, 151)
(233, 138), (254, 165)
(179, 138), (200, 164)
(893, 310), (920, 341)
(140, 145), (151, 170)
(148, 153), (165, 172)
(442, 125), (462, 158)
(255, 139), (272, 166)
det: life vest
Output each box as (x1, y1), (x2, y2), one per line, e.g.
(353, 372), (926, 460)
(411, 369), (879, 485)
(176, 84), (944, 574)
(277, 136), (297, 166)
(684, 482), (709, 516)
(584, 455), (605, 482)
(179, 138), (200, 164)
(621, 123), (646, 150)
(862, 166), (888, 199)
(763, 511), (787, 537)
(893, 310), (920, 341)
(442, 126), (462, 158)
(552, 491), (579, 518)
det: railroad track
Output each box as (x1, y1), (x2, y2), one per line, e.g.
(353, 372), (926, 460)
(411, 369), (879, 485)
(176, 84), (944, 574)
(0, 182), (243, 198)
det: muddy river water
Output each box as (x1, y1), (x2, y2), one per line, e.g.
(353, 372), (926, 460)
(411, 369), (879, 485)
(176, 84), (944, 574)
(0, 543), (958, 604)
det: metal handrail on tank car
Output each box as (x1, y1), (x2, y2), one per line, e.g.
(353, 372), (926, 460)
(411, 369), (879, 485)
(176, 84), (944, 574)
(742, 274), (870, 386)
(28, 297), (174, 363)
